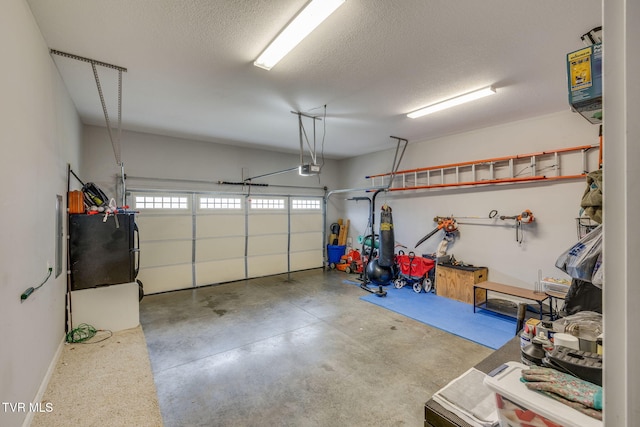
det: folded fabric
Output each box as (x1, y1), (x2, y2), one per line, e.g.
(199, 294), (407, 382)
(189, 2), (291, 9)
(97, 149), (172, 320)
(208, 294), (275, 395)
(521, 367), (602, 420)
(433, 368), (498, 427)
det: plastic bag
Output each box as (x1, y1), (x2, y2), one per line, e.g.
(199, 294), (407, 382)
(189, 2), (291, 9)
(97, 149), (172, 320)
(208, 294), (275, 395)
(591, 253), (603, 288)
(555, 225), (602, 282)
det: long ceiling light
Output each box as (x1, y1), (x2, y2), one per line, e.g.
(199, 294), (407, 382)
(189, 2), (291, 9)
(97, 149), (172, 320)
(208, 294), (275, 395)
(254, 0), (346, 71)
(407, 86), (496, 119)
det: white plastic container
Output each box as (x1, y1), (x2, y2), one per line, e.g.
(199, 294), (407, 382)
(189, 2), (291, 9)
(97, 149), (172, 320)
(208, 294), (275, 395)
(542, 278), (571, 294)
(483, 361), (602, 427)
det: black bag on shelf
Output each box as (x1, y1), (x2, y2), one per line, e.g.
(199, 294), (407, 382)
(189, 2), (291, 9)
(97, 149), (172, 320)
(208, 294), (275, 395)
(564, 279), (602, 315)
(82, 182), (109, 207)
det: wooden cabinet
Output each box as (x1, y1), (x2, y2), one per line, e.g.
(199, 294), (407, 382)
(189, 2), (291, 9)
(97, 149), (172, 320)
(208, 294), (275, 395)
(436, 264), (488, 304)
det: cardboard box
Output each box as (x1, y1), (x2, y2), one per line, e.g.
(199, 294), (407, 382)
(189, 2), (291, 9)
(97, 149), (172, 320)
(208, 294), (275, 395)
(525, 318), (541, 335)
(484, 361), (602, 427)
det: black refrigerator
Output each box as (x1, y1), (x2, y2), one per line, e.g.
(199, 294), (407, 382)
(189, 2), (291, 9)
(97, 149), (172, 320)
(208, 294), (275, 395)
(69, 213), (139, 291)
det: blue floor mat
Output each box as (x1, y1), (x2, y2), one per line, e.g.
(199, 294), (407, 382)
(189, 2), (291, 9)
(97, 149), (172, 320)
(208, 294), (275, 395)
(359, 285), (516, 349)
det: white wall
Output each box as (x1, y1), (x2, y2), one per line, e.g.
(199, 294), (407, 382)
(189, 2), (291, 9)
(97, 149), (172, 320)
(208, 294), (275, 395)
(338, 111), (599, 287)
(603, 1), (639, 424)
(82, 125), (341, 198)
(0, 1), (82, 426)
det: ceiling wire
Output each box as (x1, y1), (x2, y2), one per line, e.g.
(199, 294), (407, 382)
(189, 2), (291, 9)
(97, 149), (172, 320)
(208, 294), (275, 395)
(320, 105), (326, 170)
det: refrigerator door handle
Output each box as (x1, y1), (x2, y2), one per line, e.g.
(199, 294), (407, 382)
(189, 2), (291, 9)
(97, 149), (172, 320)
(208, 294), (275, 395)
(132, 222), (140, 278)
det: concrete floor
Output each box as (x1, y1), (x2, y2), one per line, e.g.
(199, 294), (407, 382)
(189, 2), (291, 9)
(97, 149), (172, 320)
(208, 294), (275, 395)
(139, 269), (493, 426)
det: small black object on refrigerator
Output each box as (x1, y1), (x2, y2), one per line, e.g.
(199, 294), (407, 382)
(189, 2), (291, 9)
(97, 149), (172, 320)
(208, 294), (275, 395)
(69, 213), (140, 293)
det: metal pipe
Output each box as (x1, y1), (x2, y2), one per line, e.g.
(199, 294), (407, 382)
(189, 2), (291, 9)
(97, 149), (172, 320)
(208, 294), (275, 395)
(325, 185), (386, 200)
(69, 168), (85, 186)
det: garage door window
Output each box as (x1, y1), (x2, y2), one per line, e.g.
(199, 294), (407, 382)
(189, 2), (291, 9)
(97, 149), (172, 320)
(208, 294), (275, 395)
(135, 195), (188, 209)
(200, 197), (242, 210)
(292, 199), (321, 210)
(250, 198), (285, 210)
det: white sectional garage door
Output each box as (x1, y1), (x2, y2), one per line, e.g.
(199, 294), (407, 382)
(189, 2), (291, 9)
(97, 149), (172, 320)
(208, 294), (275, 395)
(133, 194), (193, 294)
(131, 191), (323, 294)
(247, 197), (289, 278)
(290, 198), (323, 270)
(195, 196), (246, 286)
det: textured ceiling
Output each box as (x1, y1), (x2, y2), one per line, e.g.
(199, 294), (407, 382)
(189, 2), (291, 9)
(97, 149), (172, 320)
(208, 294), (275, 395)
(27, 0), (602, 159)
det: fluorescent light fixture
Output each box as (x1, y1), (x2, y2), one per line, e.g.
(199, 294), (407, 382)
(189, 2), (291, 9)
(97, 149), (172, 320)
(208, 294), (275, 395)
(254, 0), (346, 70)
(407, 86), (496, 119)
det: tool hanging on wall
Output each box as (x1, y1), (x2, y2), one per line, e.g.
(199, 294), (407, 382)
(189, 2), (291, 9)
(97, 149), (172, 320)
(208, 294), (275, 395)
(499, 209), (535, 243)
(415, 216), (459, 248)
(445, 210), (499, 221)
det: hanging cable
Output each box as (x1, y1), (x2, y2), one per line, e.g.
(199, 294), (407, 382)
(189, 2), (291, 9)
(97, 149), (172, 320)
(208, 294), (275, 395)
(320, 105), (326, 170)
(20, 267), (53, 302)
(65, 323), (113, 344)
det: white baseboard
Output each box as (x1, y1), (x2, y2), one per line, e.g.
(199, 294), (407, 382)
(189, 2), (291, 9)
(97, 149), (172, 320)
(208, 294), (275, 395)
(22, 337), (65, 427)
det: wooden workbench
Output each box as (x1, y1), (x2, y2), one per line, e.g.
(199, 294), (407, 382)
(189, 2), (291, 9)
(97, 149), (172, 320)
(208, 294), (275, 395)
(473, 281), (550, 320)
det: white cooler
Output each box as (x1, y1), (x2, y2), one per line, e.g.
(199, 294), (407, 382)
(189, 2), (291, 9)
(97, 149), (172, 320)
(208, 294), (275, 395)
(483, 361), (602, 427)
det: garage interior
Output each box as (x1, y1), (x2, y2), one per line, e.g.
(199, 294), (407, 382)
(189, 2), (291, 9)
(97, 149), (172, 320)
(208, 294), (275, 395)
(2, 1), (639, 426)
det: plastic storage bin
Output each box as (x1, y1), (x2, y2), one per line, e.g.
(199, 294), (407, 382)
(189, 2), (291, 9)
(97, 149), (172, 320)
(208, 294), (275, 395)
(327, 245), (346, 264)
(483, 361), (602, 427)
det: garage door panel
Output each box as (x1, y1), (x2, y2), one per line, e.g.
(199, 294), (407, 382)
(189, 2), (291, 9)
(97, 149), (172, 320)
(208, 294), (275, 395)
(247, 234), (288, 256)
(196, 237), (245, 262)
(138, 264), (192, 294)
(290, 250), (323, 270)
(248, 214), (287, 235)
(134, 192), (324, 287)
(290, 232), (322, 252)
(290, 213), (323, 232)
(247, 254), (288, 277)
(142, 240), (192, 267)
(137, 215), (192, 240)
(196, 259), (245, 286)
(197, 214), (244, 238)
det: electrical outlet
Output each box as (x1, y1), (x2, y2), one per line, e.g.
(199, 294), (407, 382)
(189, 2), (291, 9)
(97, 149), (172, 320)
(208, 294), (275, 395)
(47, 261), (52, 270)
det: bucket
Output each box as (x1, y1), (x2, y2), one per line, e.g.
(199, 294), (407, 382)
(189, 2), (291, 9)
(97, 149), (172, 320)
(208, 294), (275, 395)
(327, 245), (346, 264)
(68, 190), (84, 214)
